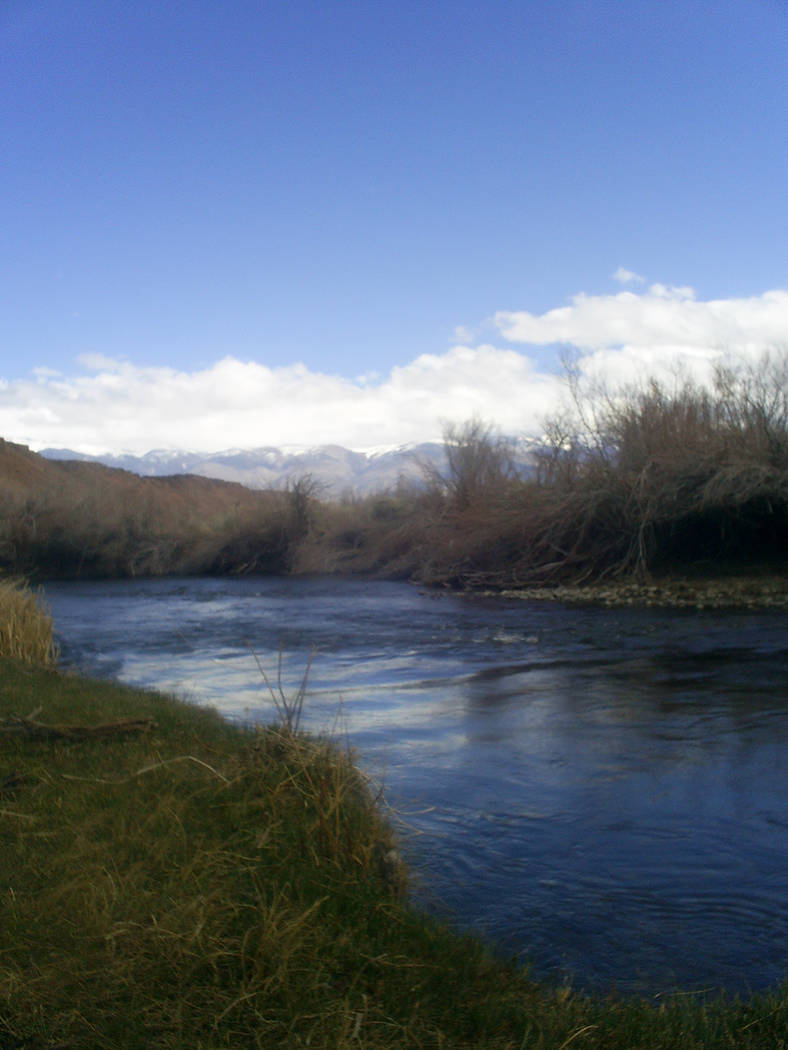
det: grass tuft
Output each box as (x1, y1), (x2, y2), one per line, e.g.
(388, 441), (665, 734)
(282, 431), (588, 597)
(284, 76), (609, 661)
(249, 642), (314, 735)
(0, 576), (59, 666)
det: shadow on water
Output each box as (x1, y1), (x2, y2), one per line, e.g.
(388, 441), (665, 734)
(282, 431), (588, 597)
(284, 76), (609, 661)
(44, 575), (788, 995)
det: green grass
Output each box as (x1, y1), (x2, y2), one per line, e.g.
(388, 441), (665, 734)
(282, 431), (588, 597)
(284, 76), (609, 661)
(1, 659), (787, 1048)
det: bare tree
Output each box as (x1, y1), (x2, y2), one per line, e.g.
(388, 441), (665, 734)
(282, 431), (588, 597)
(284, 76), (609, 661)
(285, 473), (323, 538)
(423, 419), (518, 511)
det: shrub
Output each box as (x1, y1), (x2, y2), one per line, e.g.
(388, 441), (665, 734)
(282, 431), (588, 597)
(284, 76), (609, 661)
(530, 350), (788, 579)
(420, 418), (519, 511)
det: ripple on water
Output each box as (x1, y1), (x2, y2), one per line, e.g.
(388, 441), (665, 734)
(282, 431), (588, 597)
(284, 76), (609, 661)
(43, 577), (788, 994)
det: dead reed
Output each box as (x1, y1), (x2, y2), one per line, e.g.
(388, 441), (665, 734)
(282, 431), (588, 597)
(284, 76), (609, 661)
(0, 576), (58, 665)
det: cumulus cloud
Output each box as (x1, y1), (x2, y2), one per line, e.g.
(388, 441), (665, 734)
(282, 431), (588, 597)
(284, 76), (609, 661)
(495, 285), (788, 386)
(2, 282), (785, 455)
(0, 347), (564, 455)
(496, 285), (788, 350)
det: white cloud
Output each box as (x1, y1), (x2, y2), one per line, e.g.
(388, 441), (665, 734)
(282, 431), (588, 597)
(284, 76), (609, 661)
(495, 287), (788, 379)
(2, 283), (786, 456)
(491, 284), (788, 404)
(0, 348), (564, 455)
(613, 267), (646, 285)
(77, 352), (124, 372)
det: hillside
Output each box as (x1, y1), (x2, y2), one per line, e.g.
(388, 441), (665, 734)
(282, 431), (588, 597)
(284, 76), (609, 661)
(1, 437), (277, 518)
(0, 439), (292, 578)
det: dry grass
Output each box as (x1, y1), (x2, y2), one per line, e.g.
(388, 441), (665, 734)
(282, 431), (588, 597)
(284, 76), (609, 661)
(0, 662), (412, 1048)
(0, 577), (58, 665)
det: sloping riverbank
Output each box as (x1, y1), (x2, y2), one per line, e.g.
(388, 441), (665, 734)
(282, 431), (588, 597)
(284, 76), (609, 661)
(2, 658), (788, 1048)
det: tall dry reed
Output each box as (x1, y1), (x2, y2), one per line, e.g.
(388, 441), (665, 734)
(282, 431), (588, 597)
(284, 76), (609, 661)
(0, 576), (58, 665)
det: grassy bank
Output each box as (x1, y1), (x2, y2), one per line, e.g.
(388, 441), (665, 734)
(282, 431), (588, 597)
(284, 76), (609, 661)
(2, 660), (788, 1048)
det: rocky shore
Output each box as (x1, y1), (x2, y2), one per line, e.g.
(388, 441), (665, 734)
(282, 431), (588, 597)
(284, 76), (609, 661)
(488, 572), (788, 610)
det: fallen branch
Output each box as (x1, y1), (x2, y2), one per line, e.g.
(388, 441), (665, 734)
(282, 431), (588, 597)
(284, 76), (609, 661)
(0, 712), (156, 741)
(62, 754), (229, 784)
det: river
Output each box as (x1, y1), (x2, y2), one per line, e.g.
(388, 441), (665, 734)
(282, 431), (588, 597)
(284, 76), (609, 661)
(42, 575), (788, 996)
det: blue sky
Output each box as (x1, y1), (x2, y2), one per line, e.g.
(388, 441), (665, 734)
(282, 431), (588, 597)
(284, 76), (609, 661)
(1, 0), (786, 453)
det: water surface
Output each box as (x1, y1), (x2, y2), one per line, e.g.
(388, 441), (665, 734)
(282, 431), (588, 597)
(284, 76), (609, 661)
(43, 575), (788, 994)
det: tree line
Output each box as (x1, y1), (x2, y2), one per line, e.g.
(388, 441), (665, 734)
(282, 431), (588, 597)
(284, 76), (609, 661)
(1, 352), (785, 586)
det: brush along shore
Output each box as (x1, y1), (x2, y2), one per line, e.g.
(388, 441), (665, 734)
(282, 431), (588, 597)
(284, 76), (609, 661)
(3, 355), (787, 591)
(2, 661), (788, 1048)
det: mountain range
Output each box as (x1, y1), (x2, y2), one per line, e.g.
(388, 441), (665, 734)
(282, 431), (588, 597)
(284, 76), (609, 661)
(38, 443), (445, 495)
(39, 441), (538, 494)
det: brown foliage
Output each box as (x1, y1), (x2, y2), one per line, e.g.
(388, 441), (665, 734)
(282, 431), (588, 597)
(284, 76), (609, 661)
(523, 351), (788, 581)
(0, 440), (292, 578)
(320, 352), (788, 587)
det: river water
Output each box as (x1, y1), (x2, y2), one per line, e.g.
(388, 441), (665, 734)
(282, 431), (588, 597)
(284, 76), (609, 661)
(42, 575), (788, 996)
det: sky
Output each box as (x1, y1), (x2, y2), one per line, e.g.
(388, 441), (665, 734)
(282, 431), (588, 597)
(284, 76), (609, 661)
(1, 0), (786, 455)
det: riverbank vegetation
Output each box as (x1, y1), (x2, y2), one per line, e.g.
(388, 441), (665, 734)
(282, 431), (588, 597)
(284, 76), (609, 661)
(291, 351), (788, 593)
(0, 439), (299, 578)
(2, 656), (788, 1048)
(0, 352), (785, 597)
(0, 577), (58, 666)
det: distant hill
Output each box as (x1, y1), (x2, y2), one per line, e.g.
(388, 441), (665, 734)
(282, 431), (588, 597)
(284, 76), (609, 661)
(0, 438), (277, 525)
(38, 441), (537, 494)
(0, 436), (543, 579)
(0, 437), (291, 577)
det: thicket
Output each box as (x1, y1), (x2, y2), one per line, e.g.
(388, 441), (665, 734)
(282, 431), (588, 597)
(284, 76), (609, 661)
(297, 352), (788, 588)
(524, 350), (788, 581)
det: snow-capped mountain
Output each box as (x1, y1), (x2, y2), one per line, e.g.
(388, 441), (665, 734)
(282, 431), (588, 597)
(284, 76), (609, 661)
(38, 442), (449, 494)
(39, 440), (538, 494)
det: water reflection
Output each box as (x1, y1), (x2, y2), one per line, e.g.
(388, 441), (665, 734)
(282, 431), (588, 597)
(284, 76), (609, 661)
(43, 576), (788, 994)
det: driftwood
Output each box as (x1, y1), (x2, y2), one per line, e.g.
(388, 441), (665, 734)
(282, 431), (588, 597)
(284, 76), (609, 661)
(0, 710), (156, 741)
